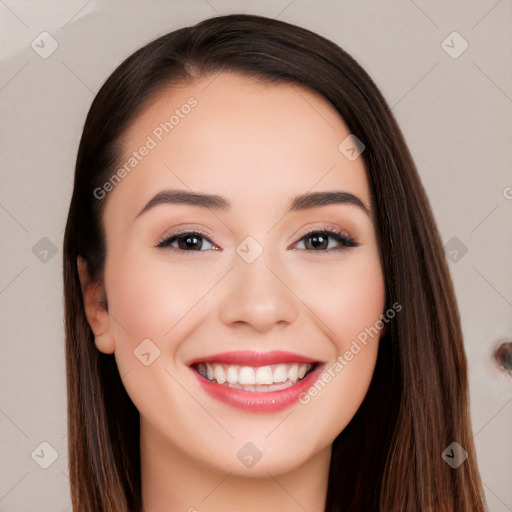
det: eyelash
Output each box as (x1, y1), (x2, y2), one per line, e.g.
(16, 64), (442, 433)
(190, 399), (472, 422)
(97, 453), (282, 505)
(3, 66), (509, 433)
(156, 228), (358, 253)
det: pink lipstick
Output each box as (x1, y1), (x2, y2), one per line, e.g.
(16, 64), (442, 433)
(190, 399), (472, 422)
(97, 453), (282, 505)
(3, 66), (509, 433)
(189, 350), (324, 413)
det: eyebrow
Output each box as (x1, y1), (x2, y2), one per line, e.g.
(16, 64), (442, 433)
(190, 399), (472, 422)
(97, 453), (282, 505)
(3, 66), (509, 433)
(135, 189), (372, 219)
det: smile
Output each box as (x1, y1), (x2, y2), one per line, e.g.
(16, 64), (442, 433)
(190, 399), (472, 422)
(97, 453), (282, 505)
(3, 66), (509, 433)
(194, 362), (315, 391)
(189, 350), (325, 413)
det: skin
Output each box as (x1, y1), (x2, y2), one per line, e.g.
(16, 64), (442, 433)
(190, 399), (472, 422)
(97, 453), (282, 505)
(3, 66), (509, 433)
(79, 72), (386, 512)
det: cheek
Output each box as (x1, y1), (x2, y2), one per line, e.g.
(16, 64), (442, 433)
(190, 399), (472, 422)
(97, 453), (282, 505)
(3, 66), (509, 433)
(292, 250), (385, 431)
(299, 251), (386, 348)
(104, 251), (215, 347)
(300, 345), (379, 450)
(295, 256), (385, 440)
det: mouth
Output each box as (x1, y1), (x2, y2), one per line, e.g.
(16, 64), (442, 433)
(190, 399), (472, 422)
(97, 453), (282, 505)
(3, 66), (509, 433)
(192, 361), (317, 392)
(188, 350), (324, 413)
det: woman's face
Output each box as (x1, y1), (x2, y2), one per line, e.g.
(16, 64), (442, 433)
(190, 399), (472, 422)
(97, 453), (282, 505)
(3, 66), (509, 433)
(84, 72), (386, 476)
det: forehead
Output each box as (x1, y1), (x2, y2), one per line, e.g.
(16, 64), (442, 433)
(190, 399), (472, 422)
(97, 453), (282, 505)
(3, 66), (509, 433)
(104, 72), (372, 223)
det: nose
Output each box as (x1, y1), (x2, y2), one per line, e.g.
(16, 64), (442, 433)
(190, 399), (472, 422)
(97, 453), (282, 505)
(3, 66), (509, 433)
(218, 253), (300, 333)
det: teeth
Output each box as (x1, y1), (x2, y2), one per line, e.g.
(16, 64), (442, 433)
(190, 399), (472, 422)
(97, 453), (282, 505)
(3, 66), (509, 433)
(255, 366), (273, 384)
(239, 367), (256, 385)
(273, 365), (287, 383)
(196, 361), (314, 389)
(213, 365), (226, 384)
(226, 366), (238, 384)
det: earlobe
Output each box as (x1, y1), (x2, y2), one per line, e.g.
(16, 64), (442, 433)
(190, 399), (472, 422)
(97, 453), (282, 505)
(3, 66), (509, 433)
(77, 256), (115, 354)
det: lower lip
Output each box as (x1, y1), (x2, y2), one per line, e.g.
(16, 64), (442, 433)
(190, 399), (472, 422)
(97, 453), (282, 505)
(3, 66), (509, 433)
(192, 364), (325, 413)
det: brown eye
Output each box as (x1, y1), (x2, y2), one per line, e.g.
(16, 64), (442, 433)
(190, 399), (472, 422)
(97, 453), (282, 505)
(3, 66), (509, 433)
(297, 230), (357, 251)
(157, 232), (215, 251)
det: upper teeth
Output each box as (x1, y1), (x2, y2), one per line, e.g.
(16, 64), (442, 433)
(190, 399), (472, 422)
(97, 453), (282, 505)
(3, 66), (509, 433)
(196, 362), (312, 386)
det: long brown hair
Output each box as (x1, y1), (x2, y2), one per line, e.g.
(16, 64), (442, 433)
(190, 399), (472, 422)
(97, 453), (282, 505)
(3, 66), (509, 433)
(63, 13), (486, 511)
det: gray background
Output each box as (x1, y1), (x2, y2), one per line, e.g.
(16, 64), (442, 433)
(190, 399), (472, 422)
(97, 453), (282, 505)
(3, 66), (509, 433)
(1, 1), (511, 510)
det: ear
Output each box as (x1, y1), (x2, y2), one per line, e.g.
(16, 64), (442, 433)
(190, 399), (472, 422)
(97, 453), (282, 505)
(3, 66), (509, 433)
(77, 256), (115, 354)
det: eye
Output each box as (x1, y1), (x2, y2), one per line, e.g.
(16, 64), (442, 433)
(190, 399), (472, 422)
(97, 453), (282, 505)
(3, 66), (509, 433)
(156, 231), (216, 251)
(156, 228), (357, 253)
(294, 229), (358, 251)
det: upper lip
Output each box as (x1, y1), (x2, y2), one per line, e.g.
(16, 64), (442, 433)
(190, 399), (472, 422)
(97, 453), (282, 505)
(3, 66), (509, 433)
(188, 350), (321, 366)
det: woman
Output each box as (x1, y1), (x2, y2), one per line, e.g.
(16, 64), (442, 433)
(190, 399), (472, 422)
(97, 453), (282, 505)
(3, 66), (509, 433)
(63, 13), (486, 512)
